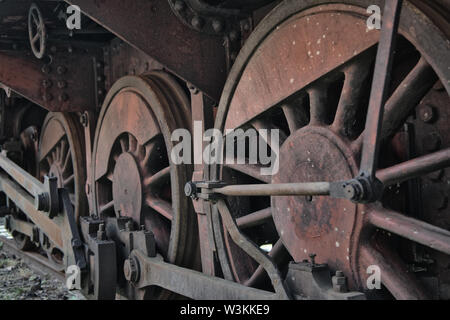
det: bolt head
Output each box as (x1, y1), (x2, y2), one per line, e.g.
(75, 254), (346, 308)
(58, 93), (69, 102)
(174, 0), (185, 11)
(418, 105), (435, 123)
(423, 132), (441, 152)
(191, 16), (204, 29)
(123, 258), (139, 283)
(184, 182), (197, 198)
(42, 79), (52, 88)
(57, 65), (67, 75)
(229, 30), (239, 42)
(212, 19), (224, 33)
(57, 80), (67, 89)
(41, 65), (51, 74)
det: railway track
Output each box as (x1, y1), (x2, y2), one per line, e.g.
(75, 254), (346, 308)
(0, 226), (86, 300)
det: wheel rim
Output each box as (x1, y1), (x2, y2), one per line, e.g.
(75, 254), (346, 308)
(212, 1), (450, 299)
(38, 112), (86, 264)
(39, 112), (86, 222)
(28, 3), (46, 59)
(92, 73), (198, 297)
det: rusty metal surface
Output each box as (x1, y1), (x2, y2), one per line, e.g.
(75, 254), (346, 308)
(211, 0), (450, 300)
(0, 173), (62, 249)
(38, 112), (87, 222)
(359, 0), (402, 178)
(91, 74), (198, 298)
(0, 51), (98, 112)
(223, 4), (380, 131)
(65, 0), (227, 101)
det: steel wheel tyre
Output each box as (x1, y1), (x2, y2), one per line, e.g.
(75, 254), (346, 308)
(38, 112), (87, 264)
(211, 0), (450, 299)
(92, 73), (198, 298)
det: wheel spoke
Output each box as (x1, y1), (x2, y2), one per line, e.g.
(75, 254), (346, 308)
(140, 135), (163, 167)
(119, 136), (129, 153)
(236, 207), (272, 229)
(332, 58), (371, 135)
(31, 32), (41, 44)
(360, 244), (428, 299)
(63, 174), (75, 187)
(99, 200), (114, 215)
(128, 134), (137, 153)
(354, 58), (437, 154)
(223, 163), (271, 184)
(244, 239), (289, 287)
(59, 140), (67, 165)
(52, 151), (58, 164)
(143, 166), (170, 189)
(368, 207), (450, 255)
(381, 58), (437, 141)
(281, 98), (308, 134)
(62, 147), (71, 173)
(377, 148), (450, 186)
(251, 118), (287, 147)
(145, 196), (173, 221)
(307, 83), (328, 126)
(31, 11), (40, 27)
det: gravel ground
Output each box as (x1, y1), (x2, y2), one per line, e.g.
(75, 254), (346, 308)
(0, 240), (81, 300)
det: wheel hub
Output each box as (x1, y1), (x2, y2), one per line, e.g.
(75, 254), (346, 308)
(112, 152), (143, 222)
(272, 127), (358, 271)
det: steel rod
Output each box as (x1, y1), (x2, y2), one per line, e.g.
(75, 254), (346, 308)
(359, 0), (403, 178)
(377, 148), (450, 186)
(213, 182), (330, 197)
(0, 152), (45, 197)
(368, 208), (450, 255)
(0, 173), (62, 248)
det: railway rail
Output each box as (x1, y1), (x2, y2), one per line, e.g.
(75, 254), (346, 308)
(0, 0), (449, 300)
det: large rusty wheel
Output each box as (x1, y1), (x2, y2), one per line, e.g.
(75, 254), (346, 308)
(92, 73), (197, 299)
(212, 0), (450, 299)
(38, 112), (87, 264)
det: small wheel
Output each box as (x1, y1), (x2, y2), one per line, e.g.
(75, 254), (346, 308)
(28, 3), (46, 59)
(38, 112), (87, 223)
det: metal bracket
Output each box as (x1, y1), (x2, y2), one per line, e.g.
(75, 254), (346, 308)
(79, 216), (117, 300)
(60, 188), (86, 270)
(284, 262), (366, 300)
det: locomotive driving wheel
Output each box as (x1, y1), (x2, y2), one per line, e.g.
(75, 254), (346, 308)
(38, 112), (87, 264)
(92, 73), (197, 299)
(212, 0), (450, 299)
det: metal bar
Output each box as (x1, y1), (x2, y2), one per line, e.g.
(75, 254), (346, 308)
(368, 208), (450, 255)
(216, 200), (291, 299)
(0, 51), (97, 113)
(7, 216), (35, 239)
(0, 173), (62, 248)
(359, 0), (403, 178)
(376, 148), (450, 186)
(213, 182), (330, 197)
(0, 152), (45, 197)
(359, 244), (428, 299)
(236, 207), (272, 229)
(132, 249), (279, 300)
